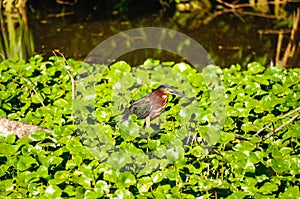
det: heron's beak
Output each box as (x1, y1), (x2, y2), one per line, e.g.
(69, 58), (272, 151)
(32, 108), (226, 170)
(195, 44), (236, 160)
(169, 89), (187, 97)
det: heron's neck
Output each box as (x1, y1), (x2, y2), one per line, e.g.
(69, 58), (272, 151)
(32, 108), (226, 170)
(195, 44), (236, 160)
(151, 93), (168, 106)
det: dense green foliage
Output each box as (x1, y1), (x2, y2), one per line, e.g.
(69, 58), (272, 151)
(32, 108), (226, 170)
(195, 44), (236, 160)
(0, 56), (299, 198)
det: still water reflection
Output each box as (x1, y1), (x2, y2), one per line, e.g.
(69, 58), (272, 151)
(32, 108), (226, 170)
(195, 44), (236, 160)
(28, 8), (275, 67)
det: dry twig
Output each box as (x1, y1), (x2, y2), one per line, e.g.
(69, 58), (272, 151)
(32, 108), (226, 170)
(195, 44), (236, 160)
(8, 64), (45, 107)
(258, 8), (300, 67)
(255, 107), (300, 140)
(212, 0), (297, 21)
(53, 50), (76, 100)
(264, 112), (300, 140)
(281, 8), (299, 66)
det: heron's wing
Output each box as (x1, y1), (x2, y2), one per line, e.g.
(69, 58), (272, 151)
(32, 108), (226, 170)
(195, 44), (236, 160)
(131, 97), (152, 119)
(120, 96), (151, 122)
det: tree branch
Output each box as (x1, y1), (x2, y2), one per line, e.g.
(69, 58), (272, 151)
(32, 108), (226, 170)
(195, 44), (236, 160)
(216, 0), (297, 10)
(0, 117), (52, 138)
(212, 0), (296, 21)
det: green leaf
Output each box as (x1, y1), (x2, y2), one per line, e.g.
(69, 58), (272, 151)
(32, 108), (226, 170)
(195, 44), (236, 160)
(45, 185), (62, 198)
(0, 179), (14, 193)
(63, 185), (75, 197)
(113, 188), (134, 199)
(0, 143), (19, 156)
(36, 165), (48, 178)
(270, 158), (291, 173)
(5, 134), (16, 144)
(244, 161), (255, 173)
(246, 62), (265, 74)
(84, 190), (101, 198)
(137, 177), (153, 193)
(279, 186), (300, 199)
(116, 172), (136, 188)
(227, 191), (248, 199)
(38, 154), (63, 167)
(53, 98), (69, 107)
(54, 170), (69, 181)
(153, 184), (170, 198)
(107, 151), (132, 170)
(17, 155), (37, 171)
(96, 180), (110, 193)
(259, 182), (278, 194)
(103, 168), (119, 183)
(137, 159), (160, 177)
(151, 170), (165, 183)
(218, 132), (235, 144)
(31, 93), (43, 104)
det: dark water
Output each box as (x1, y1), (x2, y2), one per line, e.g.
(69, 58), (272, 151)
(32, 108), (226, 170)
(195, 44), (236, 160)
(28, 3), (277, 68)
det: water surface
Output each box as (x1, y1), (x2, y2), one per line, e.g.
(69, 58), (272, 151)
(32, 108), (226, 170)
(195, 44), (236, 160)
(28, 4), (276, 67)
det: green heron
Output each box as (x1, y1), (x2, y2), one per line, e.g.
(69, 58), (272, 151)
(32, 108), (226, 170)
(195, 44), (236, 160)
(120, 84), (186, 127)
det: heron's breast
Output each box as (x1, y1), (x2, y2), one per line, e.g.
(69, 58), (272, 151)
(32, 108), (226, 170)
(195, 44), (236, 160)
(149, 96), (168, 119)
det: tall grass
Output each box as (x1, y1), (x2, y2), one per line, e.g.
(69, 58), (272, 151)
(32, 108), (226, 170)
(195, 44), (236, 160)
(0, 0), (34, 61)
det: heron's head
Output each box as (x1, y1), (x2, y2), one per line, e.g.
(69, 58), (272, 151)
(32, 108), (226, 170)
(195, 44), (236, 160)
(156, 84), (186, 97)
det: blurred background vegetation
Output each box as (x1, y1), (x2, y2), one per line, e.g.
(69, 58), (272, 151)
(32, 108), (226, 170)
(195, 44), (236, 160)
(0, 0), (299, 67)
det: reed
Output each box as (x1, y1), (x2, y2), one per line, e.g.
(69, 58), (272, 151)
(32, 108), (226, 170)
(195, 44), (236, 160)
(0, 0), (34, 60)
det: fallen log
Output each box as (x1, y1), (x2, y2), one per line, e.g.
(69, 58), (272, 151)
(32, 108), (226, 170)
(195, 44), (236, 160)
(0, 117), (52, 138)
